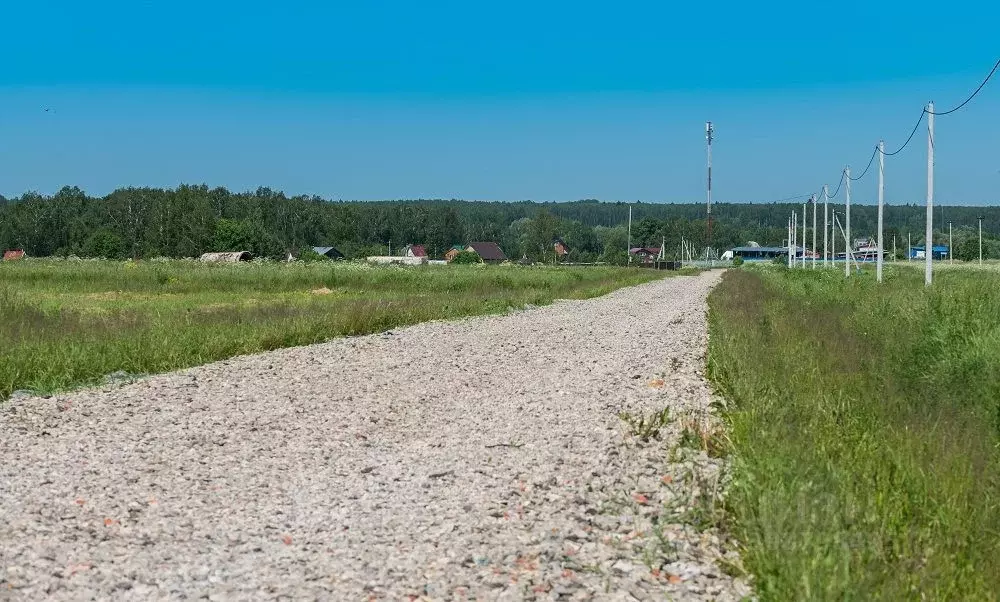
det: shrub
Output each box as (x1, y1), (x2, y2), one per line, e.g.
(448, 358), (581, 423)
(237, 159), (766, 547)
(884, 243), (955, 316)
(450, 250), (482, 264)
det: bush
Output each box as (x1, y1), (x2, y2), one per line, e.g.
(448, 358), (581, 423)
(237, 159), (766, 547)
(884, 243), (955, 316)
(450, 250), (482, 264)
(732, 256), (745, 267)
(296, 248), (327, 262)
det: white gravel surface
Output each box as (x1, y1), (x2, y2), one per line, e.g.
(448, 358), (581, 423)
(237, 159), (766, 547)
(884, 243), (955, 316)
(1, 270), (750, 601)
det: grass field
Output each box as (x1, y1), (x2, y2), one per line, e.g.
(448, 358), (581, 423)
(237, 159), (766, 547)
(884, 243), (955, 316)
(708, 264), (1000, 600)
(0, 259), (670, 400)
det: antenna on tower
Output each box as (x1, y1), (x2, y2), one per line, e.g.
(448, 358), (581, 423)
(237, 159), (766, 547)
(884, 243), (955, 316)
(705, 121), (715, 262)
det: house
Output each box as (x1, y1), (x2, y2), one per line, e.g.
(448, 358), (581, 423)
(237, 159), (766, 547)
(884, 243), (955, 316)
(3, 249), (26, 261)
(200, 251), (252, 262)
(444, 245), (466, 262)
(726, 246), (799, 261)
(909, 245), (949, 260)
(312, 246), (345, 260)
(629, 247), (661, 264)
(402, 244), (428, 258)
(466, 242), (507, 263)
(553, 238), (571, 257)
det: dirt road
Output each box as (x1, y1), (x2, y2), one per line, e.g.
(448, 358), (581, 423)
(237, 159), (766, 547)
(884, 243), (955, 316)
(1, 270), (748, 600)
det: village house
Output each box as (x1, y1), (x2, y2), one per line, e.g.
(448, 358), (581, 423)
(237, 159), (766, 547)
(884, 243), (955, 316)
(628, 246), (661, 264)
(444, 245), (465, 262)
(311, 246), (345, 260)
(402, 244), (428, 258)
(553, 238), (570, 258)
(466, 242), (507, 264)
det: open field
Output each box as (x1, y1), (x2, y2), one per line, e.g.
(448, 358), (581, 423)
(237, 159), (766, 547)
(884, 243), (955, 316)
(0, 260), (673, 400)
(708, 265), (1000, 600)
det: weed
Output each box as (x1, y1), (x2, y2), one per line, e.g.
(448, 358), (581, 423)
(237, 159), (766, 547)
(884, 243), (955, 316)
(619, 407), (672, 442)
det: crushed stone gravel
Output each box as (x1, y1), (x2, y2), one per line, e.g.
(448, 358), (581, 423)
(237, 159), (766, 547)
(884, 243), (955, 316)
(1, 270), (751, 600)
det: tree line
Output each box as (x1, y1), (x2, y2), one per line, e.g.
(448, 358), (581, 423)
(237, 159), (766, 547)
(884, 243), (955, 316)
(1, 185), (997, 262)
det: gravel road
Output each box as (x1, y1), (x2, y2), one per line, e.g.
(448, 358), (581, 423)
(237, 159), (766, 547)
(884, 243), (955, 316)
(1, 270), (749, 601)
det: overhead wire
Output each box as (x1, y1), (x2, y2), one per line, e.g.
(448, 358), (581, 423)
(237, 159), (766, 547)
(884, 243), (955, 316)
(848, 146), (879, 181)
(879, 109), (925, 156)
(927, 56), (1000, 115)
(818, 55), (999, 192)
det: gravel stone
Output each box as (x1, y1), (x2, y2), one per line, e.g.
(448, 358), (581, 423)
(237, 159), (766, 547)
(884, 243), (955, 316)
(1, 270), (751, 600)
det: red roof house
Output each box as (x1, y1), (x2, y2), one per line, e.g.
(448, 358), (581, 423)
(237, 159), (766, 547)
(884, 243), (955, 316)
(3, 249), (25, 261)
(403, 244), (428, 258)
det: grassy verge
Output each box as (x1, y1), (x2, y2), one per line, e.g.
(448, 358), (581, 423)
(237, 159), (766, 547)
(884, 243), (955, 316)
(707, 265), (1000, 600)
(0, 259), (676, 399)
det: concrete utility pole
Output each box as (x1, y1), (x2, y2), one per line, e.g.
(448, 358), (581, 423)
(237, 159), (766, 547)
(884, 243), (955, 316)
(893, 235), (897, 261)
(823, 185), (829, 267)
(925, 101), (934, 286)
(845, 167), (851, 277)
(949, 221), (953, 264)
(627, 205), (632, 265)
(812, 195), (817, 269)
(787, 216), (793, 268)
(979, 216), (985, 265)
(830, 211), (836, 266)
(908, 233), (912, 261)
(877, 140), (885, 283)
(802, 203), (807, 268)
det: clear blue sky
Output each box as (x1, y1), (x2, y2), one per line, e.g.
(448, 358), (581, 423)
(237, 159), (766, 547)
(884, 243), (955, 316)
(1, 0), (998, 204)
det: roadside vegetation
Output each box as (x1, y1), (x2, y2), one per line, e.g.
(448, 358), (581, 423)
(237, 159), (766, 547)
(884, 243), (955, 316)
(708, 265), (1000, 600)
(0, 259), (673, 400)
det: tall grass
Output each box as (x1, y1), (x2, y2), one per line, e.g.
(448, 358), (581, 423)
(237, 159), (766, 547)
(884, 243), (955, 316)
(0, 259), (672, 399)
(708, 265), (1000, 600)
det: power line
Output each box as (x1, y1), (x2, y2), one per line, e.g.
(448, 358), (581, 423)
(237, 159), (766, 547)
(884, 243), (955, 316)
(827, 172), (844, 199)
(879, 109), (925, 156)
(927, 56), (1000, 116)
(848, 146), (878, 181)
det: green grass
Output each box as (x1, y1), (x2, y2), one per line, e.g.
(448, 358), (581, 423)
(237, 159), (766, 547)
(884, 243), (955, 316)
(708, 265), (1000, 601)
(0, 259), (676, 399)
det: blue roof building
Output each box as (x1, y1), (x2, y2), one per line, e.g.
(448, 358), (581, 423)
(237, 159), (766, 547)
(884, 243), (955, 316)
(909, 245), (949, 260)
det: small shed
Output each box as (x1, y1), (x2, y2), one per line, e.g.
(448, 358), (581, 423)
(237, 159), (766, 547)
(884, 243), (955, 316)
(3, 249), (26, 261)
(402, 244), (428, 258)
(466, 242), (507, 263)
(553, 238), (571, 257)
(312, 246), (345, 260)
(200, 251), (252, 263)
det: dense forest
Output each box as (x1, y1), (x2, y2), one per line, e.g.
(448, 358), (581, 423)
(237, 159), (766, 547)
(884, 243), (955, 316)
(1, 185), (998, 262)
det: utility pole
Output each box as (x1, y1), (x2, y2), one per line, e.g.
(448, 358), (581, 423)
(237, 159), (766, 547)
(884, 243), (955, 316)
(802, 203), (807, 268)
(893, 234), (896, 262)
(789, 211), (799, 268)
(877, 140), (885, 283)
(908, 232), (912, 261)
(830, 211), (836, 265)
(925, 101), (934, 286)
(979, 216), (985, 265)
(812, 195), (817, 269)
(627, 205), (632, 265)
(949, 221), (953, 264)
(787, 216), (793, 268)
(705, 121), (714, 260)
(845, 167), (851, 277)
(823, 185), (829, 268)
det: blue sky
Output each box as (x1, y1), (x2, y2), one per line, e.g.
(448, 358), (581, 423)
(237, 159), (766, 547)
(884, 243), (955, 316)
(1, 0), (998, 204)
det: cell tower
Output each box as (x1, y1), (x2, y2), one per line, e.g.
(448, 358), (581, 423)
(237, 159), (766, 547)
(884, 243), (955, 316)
(705, 121), (714, 260)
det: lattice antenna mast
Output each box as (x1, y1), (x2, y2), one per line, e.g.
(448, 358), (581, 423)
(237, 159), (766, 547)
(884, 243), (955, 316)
(705, 121), (714, 256)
